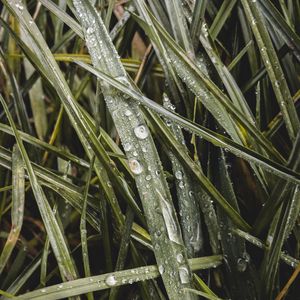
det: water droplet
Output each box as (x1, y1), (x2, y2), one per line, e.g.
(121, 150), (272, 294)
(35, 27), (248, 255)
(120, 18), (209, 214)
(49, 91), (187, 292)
(178, 181), (185, 189)
(105, 275), (117, 286)
(128, 159), (143, 175)
(134, 125), (148, 139)
(158, 265), (164, 274)
(124, 109), (132, 117)
(123, 143), (132, 152)
(176, 253), (184, 263)
(58, 284), (63, 289)
(237, 258), (247, 272)
(87, 27), (95, 34)
(175, 170), (183, 180)
(41, 289), (46, 293)
(178, 267), (190, 283)
(146, 175), (152, 181)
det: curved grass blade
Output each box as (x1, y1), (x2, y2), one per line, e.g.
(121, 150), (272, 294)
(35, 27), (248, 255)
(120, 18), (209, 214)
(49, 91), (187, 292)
(14, 256), (223, 300)
(241, 0), (300, 142)
(0, 145), (25, 275)
(0, 146), (101, 232)
(0, 95), (78, 281)
(72, 1), (196, 298)
(74, 61), (300, 186)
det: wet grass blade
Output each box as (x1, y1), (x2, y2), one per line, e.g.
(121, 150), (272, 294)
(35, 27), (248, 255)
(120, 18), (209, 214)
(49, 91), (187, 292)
(72, 1), (196, 298)
(0, 145), (25, 275)
(14, 256), (223, 300)
(163, 95), (203, 257)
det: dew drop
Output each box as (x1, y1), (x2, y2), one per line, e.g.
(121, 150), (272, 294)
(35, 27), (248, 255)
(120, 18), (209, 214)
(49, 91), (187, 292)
(178, 267), (190, 283)
(176, 253), (184, 263)
(178, 181), (185, 189)
(123, 143), (132, 152)
(175, 170), (183, 180)
(105, 275), (117, 286)
(134, 125), (149, 139)
(87, 27), (94, 34)
(128, 159), (143, 175)
(158, 265), (165, 274)
(124, 109), (132, 117)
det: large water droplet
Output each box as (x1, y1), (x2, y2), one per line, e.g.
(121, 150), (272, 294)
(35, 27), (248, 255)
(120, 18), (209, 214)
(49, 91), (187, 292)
(134, 125), (148, 139)
(178, 267), (190, 283)
(128, 159), (143, 175)
(105, 275), (117, 286)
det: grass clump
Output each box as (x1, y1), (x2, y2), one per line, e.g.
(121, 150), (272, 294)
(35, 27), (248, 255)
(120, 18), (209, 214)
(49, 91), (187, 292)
(0, 1), (299, 299)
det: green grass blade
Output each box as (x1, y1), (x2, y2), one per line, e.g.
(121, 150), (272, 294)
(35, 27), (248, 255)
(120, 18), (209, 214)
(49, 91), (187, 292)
(209, 0), (237, 40)
(190, 0), (207, 47)
(163, 95), (203, 257)
(14, 256), (223, 300)
(0, 145), (25, 275)
(80, 156), (95, 300)
(72, 1), (196, 298)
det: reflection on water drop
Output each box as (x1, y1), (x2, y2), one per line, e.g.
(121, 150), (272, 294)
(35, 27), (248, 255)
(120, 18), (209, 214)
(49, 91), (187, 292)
(134, 125), (149, 139)
(128, 159), (143, 175)
(105, 275), (117, 286)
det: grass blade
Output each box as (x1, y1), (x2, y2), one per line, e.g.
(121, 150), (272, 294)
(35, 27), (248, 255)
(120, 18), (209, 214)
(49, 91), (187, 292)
(72, 1), (196, 298)
(0, 145), (25, 275)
